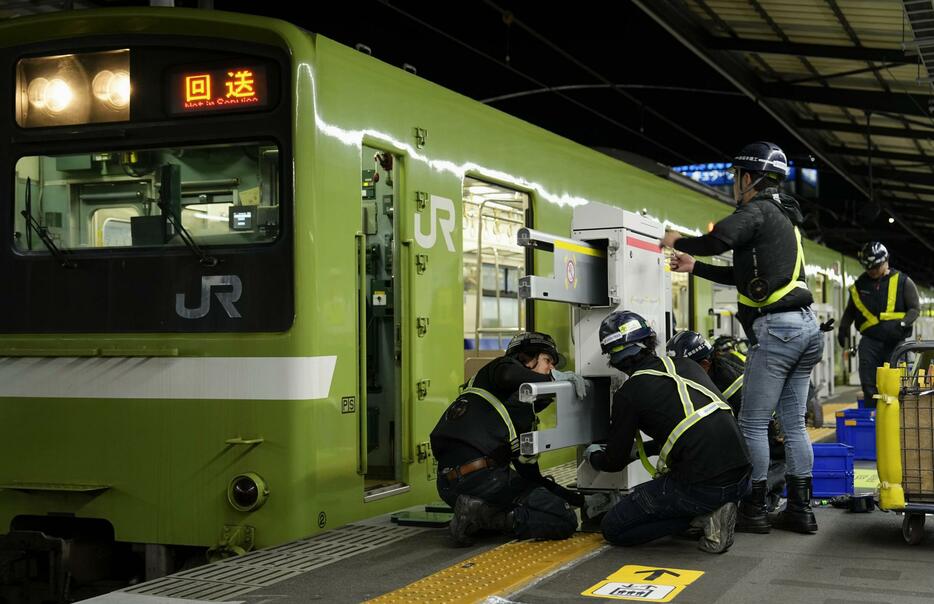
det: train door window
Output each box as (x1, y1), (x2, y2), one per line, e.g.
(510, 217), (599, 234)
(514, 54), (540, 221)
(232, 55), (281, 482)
(462, 177), (530, 380)
(360, 146), (407, 500)
(670, 269), (690, 332)
(92, 207), (139, 247)
(813, 272), (827, 305)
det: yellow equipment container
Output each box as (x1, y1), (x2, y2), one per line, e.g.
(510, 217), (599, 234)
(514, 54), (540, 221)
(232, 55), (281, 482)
(876, 342), (934, 545)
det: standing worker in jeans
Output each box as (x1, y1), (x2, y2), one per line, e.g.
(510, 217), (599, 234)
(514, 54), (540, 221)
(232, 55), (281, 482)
(661, 141), (823, 534)
(838, 242), (920, 407)
(586, 311), (751, 554)
(430, 331), (586, 546)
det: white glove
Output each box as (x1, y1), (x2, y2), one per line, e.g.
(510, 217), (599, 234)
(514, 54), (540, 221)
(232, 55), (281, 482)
(552, 369), (589, 399)
(584, 443), (606, 466)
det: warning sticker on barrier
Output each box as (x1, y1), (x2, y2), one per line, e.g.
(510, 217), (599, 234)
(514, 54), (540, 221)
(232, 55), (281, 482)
(582, 565), (703, 602)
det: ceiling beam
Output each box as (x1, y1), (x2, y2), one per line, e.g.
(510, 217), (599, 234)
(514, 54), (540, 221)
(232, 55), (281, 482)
(876, 183), (934, 196)
(829, 145), (934, 163)
(761, 83), (931, 118)
(796, 118), (934, 139)
(874, 167), (934, 186)
(705, 36), (914, 64)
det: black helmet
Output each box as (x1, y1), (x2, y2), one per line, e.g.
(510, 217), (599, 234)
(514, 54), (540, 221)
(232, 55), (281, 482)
(599, 310), (656, 365)
(732, 141), (788, 181)
(859, 241), (888, 269)
(667, 330), (712, 363)
(506, 331), (565, 369)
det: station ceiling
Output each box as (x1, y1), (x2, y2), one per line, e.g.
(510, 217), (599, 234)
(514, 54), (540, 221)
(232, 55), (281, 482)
(5, 0), (934, 284)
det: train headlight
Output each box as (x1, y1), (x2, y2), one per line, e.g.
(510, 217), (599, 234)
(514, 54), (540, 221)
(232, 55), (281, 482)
(92, 69), (130, 110)
(16, 49), (129, 128)
(227, 473), (269, 512)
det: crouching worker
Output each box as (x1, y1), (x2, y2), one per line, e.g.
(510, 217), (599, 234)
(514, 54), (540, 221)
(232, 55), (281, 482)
(430, 331), (586, 546)
(586, 311), (751, 554)
(668, 330), (787, 508)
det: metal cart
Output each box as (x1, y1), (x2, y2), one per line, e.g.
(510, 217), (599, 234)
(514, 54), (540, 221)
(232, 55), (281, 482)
(876, 341), (934, 545)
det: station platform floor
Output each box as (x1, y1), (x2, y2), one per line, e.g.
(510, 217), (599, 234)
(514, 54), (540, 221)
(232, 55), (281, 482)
(82, 386), (925, 604)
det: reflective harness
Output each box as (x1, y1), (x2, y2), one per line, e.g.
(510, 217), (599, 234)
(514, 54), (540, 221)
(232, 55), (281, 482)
(632, 355), (733, 476)
(849, 271), (905, 332)
(459, 386), (521, 458)
(722, 375), (744, 400)
(737, 226), (808, 308)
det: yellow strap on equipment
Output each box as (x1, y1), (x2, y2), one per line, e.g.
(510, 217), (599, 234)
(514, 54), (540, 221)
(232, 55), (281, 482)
(738, 226), (809, 308)
(730, 350), (747, 363)
(851, 271), (905, 332)
(631, 356), (732, 475)
(723, 375), (744, 400)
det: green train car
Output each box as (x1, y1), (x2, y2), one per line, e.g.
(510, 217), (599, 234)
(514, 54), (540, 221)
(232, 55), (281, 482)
(1, 7), (931, 583)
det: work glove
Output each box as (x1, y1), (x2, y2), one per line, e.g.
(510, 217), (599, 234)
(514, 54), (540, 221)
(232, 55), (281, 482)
(552, 369), (589, 399)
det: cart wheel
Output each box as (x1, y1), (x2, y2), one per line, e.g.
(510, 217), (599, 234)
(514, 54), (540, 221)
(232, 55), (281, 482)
(902, 514), (926, 545)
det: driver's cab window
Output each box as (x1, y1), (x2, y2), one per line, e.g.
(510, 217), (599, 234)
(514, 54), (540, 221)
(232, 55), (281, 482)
(13, 142), (279, 253)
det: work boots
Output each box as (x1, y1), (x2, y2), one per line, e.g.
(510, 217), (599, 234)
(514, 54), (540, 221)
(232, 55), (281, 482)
(735, 480), (771, 534)
(772, 475), (818, 534)
(697, 502), (737, 554)
(448, 495), (515, 547)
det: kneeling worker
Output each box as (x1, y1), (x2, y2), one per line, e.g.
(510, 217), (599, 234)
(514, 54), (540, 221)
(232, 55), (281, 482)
(668, 330), (786, 508)
(587, 311), (751, 554)
(430, 332), (586, 546)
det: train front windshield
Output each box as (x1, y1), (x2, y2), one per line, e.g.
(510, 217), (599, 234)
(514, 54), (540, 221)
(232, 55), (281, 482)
(3, 41), (293, 334)
(14, 143), (280, 252)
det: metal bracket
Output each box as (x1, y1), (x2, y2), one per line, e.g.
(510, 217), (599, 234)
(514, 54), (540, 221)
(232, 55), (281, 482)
(416, 379), (431, 400)
(207, 525), (255, 562)
(415, 253), (428, 274)
(414, 127), (427, 148)
(416, 316), (430, 337)
(417, 441), (431, 462)
(516, 227), (609, 306)
(414, 190), (428, 212)
(517, 379), (608, 455)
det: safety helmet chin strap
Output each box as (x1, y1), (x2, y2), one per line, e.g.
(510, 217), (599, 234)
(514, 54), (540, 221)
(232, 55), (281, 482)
(734, 169), (768, 202)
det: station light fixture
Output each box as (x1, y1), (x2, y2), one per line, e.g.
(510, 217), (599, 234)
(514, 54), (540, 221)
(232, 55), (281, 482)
(16, 49), (130, 128)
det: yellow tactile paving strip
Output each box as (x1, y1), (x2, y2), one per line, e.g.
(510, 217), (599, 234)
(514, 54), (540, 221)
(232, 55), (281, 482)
(366, 532), (605, 604)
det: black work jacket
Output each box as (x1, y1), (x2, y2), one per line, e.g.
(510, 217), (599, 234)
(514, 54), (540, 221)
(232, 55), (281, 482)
(429, 356), (552, 467)
(682, 188), (814, 342)
(591, 356), (750, 484)
(839, 271), (920, 344)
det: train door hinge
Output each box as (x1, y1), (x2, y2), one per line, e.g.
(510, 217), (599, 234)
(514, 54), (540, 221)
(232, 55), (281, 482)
(414, 127), (428, 149)
(414, 190), (428, 212)
(417, 441), (432, 462)
(415, 254), (428, 274)
(416, 379), (431, 400)
(416, 316), (430, 337)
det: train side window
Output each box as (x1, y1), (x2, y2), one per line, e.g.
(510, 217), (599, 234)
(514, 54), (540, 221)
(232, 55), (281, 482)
(462, 177), (530, 374)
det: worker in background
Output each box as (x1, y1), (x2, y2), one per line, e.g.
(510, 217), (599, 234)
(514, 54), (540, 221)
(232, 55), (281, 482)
(668, 331), (786, 509)
(430, 331), (587, 546)
(661, 141), (823, 535)
(585, 311), (750, 554)
(838, 242), (920, 407)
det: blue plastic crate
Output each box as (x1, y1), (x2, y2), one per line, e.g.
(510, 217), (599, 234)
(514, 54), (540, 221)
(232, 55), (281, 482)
(812, 471), (855, 497)
(837, 408), (876, 461)
(782, 444), (855, 498)
(812, 442), (855, 474)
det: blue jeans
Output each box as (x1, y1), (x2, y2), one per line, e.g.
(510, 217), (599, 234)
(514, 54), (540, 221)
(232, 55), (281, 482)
(740, 308), (823, 481)
(601, 473), (750, 546)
